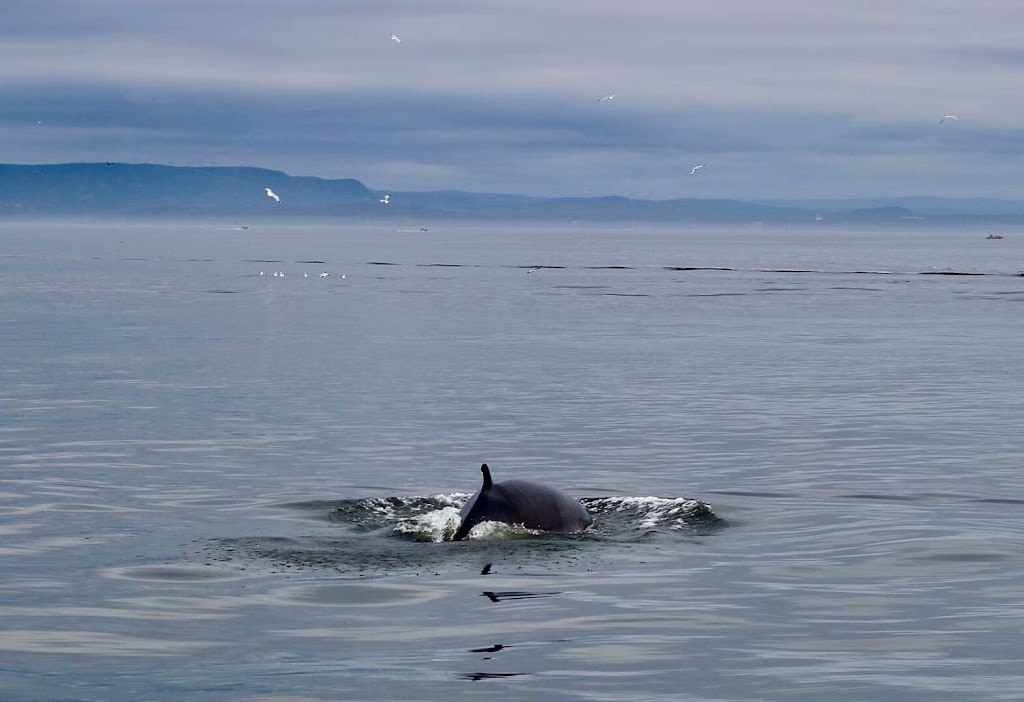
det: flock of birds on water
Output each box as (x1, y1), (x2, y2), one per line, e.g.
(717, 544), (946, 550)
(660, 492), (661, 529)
(259, 270), (344, 279)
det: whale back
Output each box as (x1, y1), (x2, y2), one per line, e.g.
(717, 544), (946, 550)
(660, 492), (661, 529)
(454, 464), (592, 540)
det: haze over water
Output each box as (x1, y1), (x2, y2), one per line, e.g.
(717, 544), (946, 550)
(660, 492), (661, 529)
(2, 220), (1023, 701)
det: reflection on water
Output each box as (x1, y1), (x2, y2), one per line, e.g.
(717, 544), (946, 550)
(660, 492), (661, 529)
(1, 222), (1024, 701)
(482, 591), (561, 602)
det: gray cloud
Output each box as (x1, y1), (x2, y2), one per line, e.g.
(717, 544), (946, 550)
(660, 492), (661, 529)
(4, 1), (1024, 198)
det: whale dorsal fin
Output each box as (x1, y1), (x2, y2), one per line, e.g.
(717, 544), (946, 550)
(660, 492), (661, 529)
(480, 463), (493, 488)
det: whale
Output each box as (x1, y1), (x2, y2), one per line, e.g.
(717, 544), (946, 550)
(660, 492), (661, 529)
(452, 464), (592, 541)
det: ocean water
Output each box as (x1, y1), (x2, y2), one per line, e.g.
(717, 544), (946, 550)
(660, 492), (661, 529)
(1, 220), (1023, 701)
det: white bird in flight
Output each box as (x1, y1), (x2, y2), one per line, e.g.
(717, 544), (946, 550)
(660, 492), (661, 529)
(690, 164), (705, 175)
(390, 34), (402, 44)
(598, 95), (616, 102)
(380, 194), (391, 204)
(265, 187), (281, 203)
(939, 115), (958, 124)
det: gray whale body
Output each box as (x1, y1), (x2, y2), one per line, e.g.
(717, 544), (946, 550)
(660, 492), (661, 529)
(453, 464), (592, 541)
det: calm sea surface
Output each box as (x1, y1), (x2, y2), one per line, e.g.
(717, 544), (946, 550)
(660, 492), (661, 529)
(2, 220), (1023, 701)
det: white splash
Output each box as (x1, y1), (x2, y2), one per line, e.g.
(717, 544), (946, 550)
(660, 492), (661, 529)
(392, 506), (462, 542)
(585, 496), (710, 530)
(460, 521), (542, 541)
(353, 493), (468, 519)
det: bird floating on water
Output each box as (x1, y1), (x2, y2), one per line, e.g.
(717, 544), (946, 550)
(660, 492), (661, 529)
(690, 164), (705, 175)
(320, 272), (329, 278)
(265, 187), (281, 203)
(939, 115), (958, 124)
(380, 194), (391, 205)
(390, 34), (402, 44)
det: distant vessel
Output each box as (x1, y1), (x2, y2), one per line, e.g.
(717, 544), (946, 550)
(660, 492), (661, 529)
(986, 234), (1004, 240)
(815, 213), (822, 221)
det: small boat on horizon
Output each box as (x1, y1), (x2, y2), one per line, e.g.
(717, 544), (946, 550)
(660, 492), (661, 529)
(986, 234), (1004, 240)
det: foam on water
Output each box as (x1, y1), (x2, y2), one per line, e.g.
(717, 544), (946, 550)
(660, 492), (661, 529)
(583, 496), (715, 530)
(391, 505), (463, 542)
(328, 493), (470, 537)
(325, 493), (719, 543)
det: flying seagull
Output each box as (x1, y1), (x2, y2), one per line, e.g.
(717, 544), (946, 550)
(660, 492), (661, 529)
(598, 94), (616, 102)
(265, 187), (281, 203)
(380, 194), (391, 204)
(690, 164), (705, 175)
(939, 115), (958, 124)
(390, 34), (402, 44)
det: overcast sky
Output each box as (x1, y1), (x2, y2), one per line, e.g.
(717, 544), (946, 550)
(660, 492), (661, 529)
(4, 0), (1024, 199)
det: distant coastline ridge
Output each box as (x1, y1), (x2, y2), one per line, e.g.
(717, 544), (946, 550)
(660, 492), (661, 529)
(2, 162), (1024, 223)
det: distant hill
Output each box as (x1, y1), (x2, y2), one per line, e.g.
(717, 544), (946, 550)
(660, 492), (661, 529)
(390, 191), (811, 222)
(0, 163), (375, 216)
(3, 162), (1023, 223)
(763, 196), (1024, 217)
